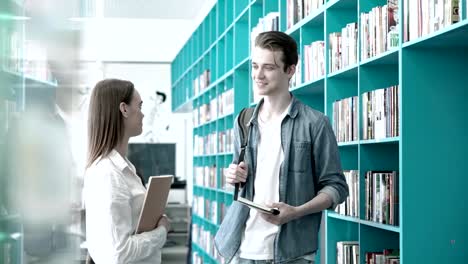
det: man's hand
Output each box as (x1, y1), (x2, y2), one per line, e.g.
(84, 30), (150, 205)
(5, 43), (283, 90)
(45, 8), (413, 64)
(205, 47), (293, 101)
(225, 161), (248, 185)
(259, 202), (300, 225)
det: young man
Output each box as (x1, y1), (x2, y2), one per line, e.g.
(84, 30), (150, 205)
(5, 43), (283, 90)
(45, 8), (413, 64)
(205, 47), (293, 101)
(214, 31), (349, 264)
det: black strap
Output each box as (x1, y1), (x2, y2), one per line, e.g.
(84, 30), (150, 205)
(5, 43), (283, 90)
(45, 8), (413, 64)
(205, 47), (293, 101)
(234, 107), (254, 201)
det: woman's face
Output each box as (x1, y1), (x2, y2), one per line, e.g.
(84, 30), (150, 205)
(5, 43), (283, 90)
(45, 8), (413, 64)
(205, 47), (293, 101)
(124, 89), (144, 137)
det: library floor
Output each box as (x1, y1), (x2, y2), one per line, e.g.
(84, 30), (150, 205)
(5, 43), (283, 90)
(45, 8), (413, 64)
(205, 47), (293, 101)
(162, 244), (189, 264)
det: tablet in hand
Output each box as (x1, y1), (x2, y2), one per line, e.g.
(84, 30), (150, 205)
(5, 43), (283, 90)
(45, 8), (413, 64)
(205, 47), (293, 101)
(237, 197), (280, 215)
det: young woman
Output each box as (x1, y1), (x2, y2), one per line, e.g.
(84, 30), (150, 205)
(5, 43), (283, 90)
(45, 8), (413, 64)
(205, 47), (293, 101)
(84, 79), (170, 264)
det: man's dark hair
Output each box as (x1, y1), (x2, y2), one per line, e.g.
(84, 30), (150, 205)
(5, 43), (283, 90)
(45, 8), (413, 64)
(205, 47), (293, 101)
(255, 31), (298, 72)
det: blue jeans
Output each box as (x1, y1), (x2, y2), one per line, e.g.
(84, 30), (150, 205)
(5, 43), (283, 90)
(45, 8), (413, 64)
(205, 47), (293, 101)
(237, 258), (314, 264)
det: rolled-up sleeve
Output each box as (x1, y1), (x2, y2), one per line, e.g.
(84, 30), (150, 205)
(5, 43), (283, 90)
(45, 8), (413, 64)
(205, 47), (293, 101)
(313, 116), (349, 209)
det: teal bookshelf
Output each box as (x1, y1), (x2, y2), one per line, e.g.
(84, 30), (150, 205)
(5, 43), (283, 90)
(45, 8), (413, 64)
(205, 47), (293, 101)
(172, 0), (468, 263)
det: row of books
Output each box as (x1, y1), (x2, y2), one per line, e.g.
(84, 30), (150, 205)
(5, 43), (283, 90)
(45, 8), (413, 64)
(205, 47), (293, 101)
(193, 128), (234, 155)
(360, 1), (399, 61)
(194, 165), (217, 188)
(218, 129), (235, 153)
(289, 52), (302, 89)
(303, 40), (325, 82)
(193, 89), (234, 127)
(192, 224), (217, 259)
(329, 23), (358, 73)
(335, 170), (399, 226)
(337, 241), (359, 264)
(192, 250), (225, 264)
(337, 241), (400, 264)
(365, 171), (399, 226)
(193, 196), (217, 224)
(218, 89), (234, 117)
(362, 85), (399, 140)
(335, 170), (359, 218)
(193, 194), (230, 226)
(404, 0), (460, 42)
(286, 0), (325, 29)
(250, 12), (280, 51)
(333, 96), (358, 143)
(195, 100), (216, 126)
(194, 132), (217, 155)
(193, 69), (210, 96)
(332, 85), (399, 143)
(365, 249), (400, 264)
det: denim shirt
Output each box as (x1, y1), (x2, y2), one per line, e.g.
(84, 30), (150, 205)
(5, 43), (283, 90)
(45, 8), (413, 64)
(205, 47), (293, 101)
(214, 96), (349, 263)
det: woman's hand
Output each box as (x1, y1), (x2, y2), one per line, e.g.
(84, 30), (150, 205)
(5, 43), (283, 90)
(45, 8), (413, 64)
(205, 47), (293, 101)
(157, 214), (171, 232)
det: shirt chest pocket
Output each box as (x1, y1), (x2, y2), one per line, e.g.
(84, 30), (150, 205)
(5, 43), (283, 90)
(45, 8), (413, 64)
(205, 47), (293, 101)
(289, 141), (312, 173)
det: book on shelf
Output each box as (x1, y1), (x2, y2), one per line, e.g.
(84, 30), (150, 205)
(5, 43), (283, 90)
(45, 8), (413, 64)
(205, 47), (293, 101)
(193, 70), (211, 96)
(337, 241), (359, 264)
(365, 249), (400, 264)
(362, 86), (399, 140)
(404, 0), (460, 42)
(250, 12), (280, 50)
(303, 40), (325, 82)
(289, 52), (301, 88)
(333, 96), (358, 143)
(218, 89), (234, 117)
(360, 1), (399, 61)
(329, 22), (358, 74)
(286, 0), (325, 29)
(365, 171), (399, 226)
(335, 170), (359, 218)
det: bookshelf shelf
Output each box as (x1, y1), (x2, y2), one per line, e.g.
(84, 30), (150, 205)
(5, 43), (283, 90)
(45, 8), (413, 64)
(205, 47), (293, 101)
(172, 0), (468, 263)
(360, 137), (400, 145)
(193, 243), (218, 263)
(360, 219), (400, 233)
(338, 140), (359, 147)
(290, 77), (325, 96)
(359, 49), (399, 67)
(285, 6), (326, 36)
(327, 64), (358, 79)
(327, 212), (360, 224)
(402, 19), (468, 49)
(193, 213), (218, 229)
(217, 152), (234, 157)
(217, 188), (234, 196)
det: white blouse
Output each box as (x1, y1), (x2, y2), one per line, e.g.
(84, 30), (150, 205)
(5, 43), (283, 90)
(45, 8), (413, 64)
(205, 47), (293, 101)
(84, 149), (167, 264)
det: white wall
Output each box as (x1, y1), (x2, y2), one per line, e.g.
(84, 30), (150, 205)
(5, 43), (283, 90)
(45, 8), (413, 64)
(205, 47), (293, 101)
(79, 0), (217, 62)
(81, 18), (196, 62)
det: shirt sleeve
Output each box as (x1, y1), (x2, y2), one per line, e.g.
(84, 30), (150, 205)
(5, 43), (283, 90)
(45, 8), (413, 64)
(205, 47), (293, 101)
(313, 116), (349, 209)
(85, 167), (167, 263)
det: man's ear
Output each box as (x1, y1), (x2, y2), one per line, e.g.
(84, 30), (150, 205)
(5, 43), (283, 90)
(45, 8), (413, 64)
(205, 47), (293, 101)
(119, 102), (128, 118)
(286, 64), (296, 78)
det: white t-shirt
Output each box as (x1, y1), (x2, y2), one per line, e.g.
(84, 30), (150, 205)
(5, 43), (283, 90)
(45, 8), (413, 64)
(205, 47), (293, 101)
(84, 149), (167, 264)
(239, 105), (289, 260)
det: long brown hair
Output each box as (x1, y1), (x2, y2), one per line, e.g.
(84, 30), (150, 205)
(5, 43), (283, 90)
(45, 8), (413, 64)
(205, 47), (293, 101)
(86, 79), (134, 168)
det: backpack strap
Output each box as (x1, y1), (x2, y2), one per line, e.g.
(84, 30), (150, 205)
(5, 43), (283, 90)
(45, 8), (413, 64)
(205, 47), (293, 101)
(234, 107), (254, 200)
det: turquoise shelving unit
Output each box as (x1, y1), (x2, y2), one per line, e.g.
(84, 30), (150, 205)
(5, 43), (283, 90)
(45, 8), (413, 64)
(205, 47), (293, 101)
(172, 0), (468, 263)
